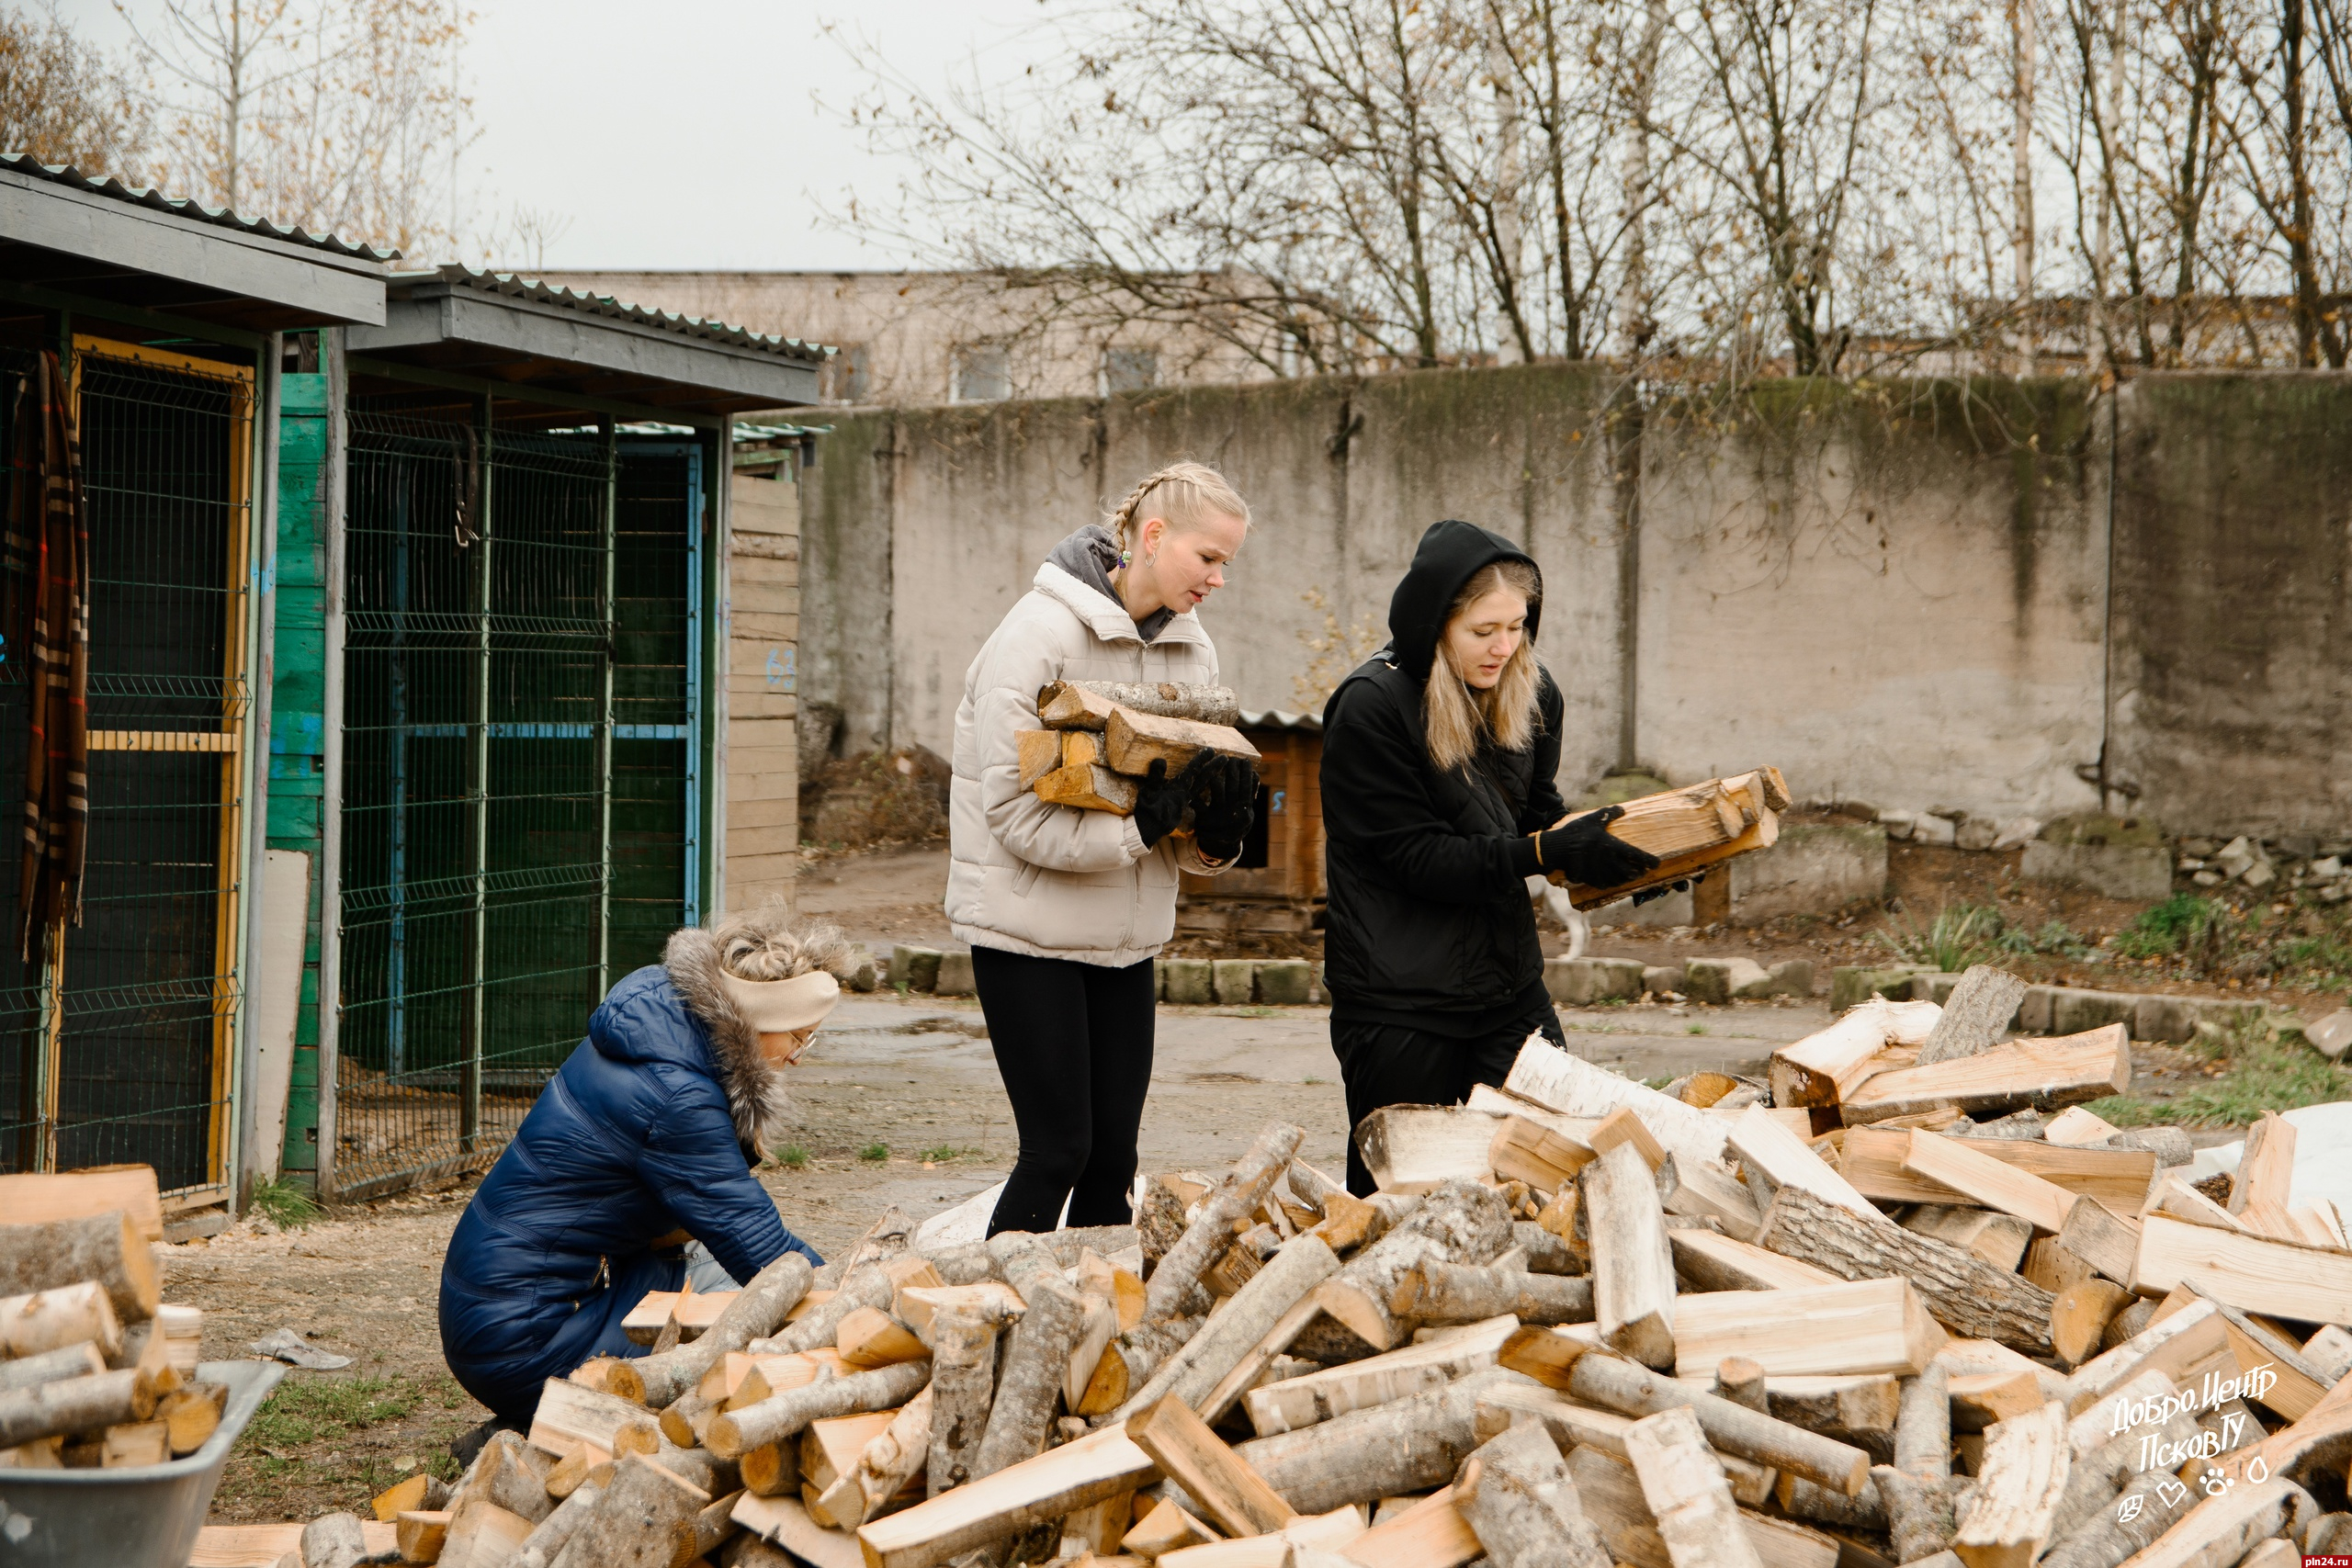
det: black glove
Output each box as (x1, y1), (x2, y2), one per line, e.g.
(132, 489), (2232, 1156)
(1189, 755), (1261, 862)
(1131, 753), (1210, 850)
(1632, 878), (1692, 907)
(1532, 804), (1660, 888)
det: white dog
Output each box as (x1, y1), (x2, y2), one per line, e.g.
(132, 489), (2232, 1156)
(1528, 875), (1589, 960)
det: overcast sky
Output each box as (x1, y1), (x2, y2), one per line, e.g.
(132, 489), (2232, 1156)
(68, 0), (1056, 271)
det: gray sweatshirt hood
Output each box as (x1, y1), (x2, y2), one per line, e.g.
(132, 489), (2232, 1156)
(1045, 525), (1175, 645)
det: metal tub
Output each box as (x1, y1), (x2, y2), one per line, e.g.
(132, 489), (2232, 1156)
(0, 1359), (285, 1568)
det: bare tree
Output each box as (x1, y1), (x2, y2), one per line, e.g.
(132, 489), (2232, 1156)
(0, 5), (154, 180)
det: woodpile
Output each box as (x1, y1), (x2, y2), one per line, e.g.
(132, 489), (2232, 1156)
(0, 1167), (219, 1472)
(254, 973), (2352, 1567)
(1025, 682), (1259, 818)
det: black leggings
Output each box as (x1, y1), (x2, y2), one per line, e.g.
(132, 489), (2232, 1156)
(970, 945), (1158, 1235)
(1329, 998), (1567, 1197)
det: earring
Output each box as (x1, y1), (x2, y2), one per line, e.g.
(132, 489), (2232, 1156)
(1119, 550), (1132, 566)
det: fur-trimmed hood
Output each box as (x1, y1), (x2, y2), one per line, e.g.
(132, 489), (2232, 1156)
(659, 926), (792, 1150)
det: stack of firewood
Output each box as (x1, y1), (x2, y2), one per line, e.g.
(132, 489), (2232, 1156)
(266, 965), (2352, 1568)
(1019, 682), (1259, 817)
(0, 1168), (219, 1472)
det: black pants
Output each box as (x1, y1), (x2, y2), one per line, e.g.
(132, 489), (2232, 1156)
(1329, 1000), (1567, 1196)
(971, 944), (1158, 1235)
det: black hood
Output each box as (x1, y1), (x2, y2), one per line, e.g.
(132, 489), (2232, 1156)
(1385, 519), (1543, 681)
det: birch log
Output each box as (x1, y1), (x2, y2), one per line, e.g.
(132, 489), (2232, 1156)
(0, 1341), (107, 1393)
(816, 1383), (932, 1529)
(1233, 1364), (1531, 1516)
(705, 1360), (931, 1460)
(748, 1261), (888, 1358)
(1077, 1314), (1203, 1417)
(1037, 680), (1241, 729)
(1757, 1185), (2054, 1353)
(545, 1455), (706, 1568)
(0, 1281), (121, 1360)
(605, 1251), (814, 1408)
(1584, 1142), (1677, 1369)
(1454, 1421), (1612, 1568)
(0, 1366), (164, 1448)
(926, 1304), (1001, 1496)
(1387, 1262), (1592, 1328)
(972, 1234), (1087, 1479)
(1110, 1233), (1338, 1423)
(1313, 1179), (1512, 1351)
(1148, 1123), (1306, 1321)
(0, 1213), (159, 1325)
(1623, 1405), (1768, 1568)
(514, 1483), (604, 1568)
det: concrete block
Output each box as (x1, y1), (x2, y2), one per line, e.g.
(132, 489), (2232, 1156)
(2049, 986), (2138, 1037)
(1955, 818), (1998, 852)
(2309, 1009), (2352, 1061)
(1687, 956), (1770, 1005)
(1257, 959), (1313, 1006)
(1152, 959), (1168, 1000)
(2018, 840), (2175, 901)
(1913, 814), (1959, 847)
(1729, 823), (1888, 924)
(1311, 961), (1327, 1005)
(1830, 964), (1932, 1011)
(1919, 972), (1963, 1004)
(1212, 958), (1258, 1005)
(1643, 964), (1685, 998)
(1990, 816), (2042, 852)
(890, 945), (942, 993)
(847, 948), (880, 992)
(1162, 957), (1213, 1005)
(2016, 985), (2054, 1034)
(2192, 998), (2264, 1033)
(933, 949), (975, 997)
(2133, 994), (2199, 1043)
(1547, 956), (1645, 1006)
(1764, 959), (1815, 998)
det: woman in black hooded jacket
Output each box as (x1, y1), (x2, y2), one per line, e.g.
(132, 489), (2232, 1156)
(1318, 520), (1658, 1194)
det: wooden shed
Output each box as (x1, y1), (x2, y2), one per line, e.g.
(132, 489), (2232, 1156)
(1177, 710), (1325, 935)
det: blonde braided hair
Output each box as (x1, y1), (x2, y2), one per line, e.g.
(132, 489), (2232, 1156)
(1104, 461), (1251, 562)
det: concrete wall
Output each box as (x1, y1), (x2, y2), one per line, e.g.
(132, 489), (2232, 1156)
(788, 365), (2348, 839)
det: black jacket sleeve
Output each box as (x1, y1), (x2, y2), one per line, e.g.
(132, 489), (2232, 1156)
(1515, 673), (1569, 834)
(1322, 674), (1544, 905)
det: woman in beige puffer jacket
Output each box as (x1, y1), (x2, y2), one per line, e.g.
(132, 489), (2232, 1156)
(947, 462), (1259, 1235)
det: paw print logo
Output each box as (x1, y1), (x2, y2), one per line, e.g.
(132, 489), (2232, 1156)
(2116, 1494), (2143, 1523)
(2198, 1468), (2233, 1497)
(2154, 1477), (2190, 1508)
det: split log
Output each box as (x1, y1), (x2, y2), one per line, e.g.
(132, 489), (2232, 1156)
(0, 1212), (159, 1324)
(2060, 1475), (2306, 1568)
(2228, 1111), (2294, 1215)
(531, 1378), (648, 1458)
(439, 1495), (537, 1568)
(1838, 1025), (2132, 1125)
(0, 1365), (162, 1448)
(0, 1168), (164, 1240)
(2064, 1298), (2231, 1415)
(1508, 1220), (1580, 1275)
(1505, 1337), (1871, 1495)
(1503, 1038), (1733, 1173)
(1454, 1420), (1612, 1568)
(836, 1306), (930, 1370)
(2046, 1405), (2200, 1545)
(2132, 1213), (2352, 1323)
(1725, 1103), (1889, 1226)
(1623, 1405), (1768, 1568)
(1198, 1299), (1325, 1428)
(1356, 1104), (1505, 1193)
(1035, 761), (1138, 814)
(2050, 1280), (2134, 1367)
(1770, 998), (1944, 1108)
(1657, 1153), (1764, 1241)
(1065, 1292), (1119, 1411)
(1771, 1469), (1884, 1530)
(815, 1384), (931, 1529)
(545, 1454), (706, 1568)
(2055, 1200), (2141, 1288)
(1103, 706), (1260, 774)
(1242, 1315), (1517, 1438)
(0, 1340), (107, 1393)
(1917, 966), (2030, 1066)
(1488, 1113), (1597, 1192)
(1015, 728), (1061, 789)
(1905, 1205), (2034, 1271)
(1561, 1444), (1839, 1568)
(1555, 769), (1789, 909)
(857, 1423), (1160, 1568)
(1709, 1354), (1760, 1413)
(299, 1513), (371, 1568)
(925, 1304), (1002, 1496)
(1672, 1278), (1942, 1379)
(1113, 1233), (1338, 1424)
(2038, 1457), (2203, 1568)
(1150, 1124), (1306, 1322)
(894, 1282), (1023, 1346)
(1123, 1497), (1217, 1558)
(399, 1509), (456, 1564)
(1667, 1230), (1841, 1294)
(372, 1469), (447, 1521)
(1899, 1131), (2079, 1235)
(606, 1251), (814, 1408)
(706, 1359), (930, 1461)
(1078, 1314), (1202, 1418)
(1748, 1372), (1900, 1435)
(458, 1428), (556, 1524)
(1950, 1369), (2045, 1431)
(1951, 1400), (2069, 1568)
(1756, 1185), (2056, 1353)
(972, 1233), (1089, 1479)
(1126, 1393), (1296, 1537)
(545, 1445), (607, 1501)
(1232, 1364), (1530, 1516)
(1312, 1178), (1510, 1351)
(1584, 1142), (1677, 1369)
(1331, 1485), (1481, 1568)
(1038, 680), (1240, 730)
(0, 1281), (121, 1360)
(1387, 1261), (1590, 1328)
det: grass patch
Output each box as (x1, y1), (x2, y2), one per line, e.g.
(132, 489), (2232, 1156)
(1687, 1025), (1707, 1035)
(1873, 902), (2007, 972)
(2087, 1033), (2352, 1128)
(772, 1143), (809, 1169)
(246, 1376), (422, 1451)
(248, 1173), (322, 1229)
(919, 1145), (980, 1163)
(859, 1142), (890, 1163)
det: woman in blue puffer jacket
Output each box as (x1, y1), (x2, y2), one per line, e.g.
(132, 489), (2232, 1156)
(437, 906), (850, 1430)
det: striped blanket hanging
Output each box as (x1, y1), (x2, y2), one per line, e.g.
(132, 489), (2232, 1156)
(5, 352), (89, 957)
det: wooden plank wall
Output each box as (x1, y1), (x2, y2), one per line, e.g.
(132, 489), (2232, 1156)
(727, 470), (800, 912)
